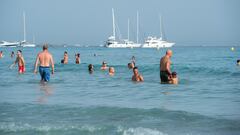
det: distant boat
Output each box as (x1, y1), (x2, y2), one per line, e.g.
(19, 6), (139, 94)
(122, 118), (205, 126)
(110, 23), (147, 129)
(142, 16), (175, 48)
(105, 9), (141, 48)
(20, 12), (36, 47)
(122, 14), (141, 48)
(105, 8), (127, 48)
(0, 41), (19, 47)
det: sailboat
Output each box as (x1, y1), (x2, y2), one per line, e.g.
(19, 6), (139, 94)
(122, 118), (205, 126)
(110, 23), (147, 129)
(142, 15), (175, 48)
(105, 8), (127, 48)
(123, 12), (141, 48)
(20, 12), (36, 47)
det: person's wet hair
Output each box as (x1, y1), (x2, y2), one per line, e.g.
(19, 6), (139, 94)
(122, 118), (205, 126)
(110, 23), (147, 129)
(237, 60), (240, 63)
(17, 50), (22, 53)
(172, 72), (177, 77)
(43, 44), (48, 50)
(64, 51), (67, 54)
(88, 64), (94, 71)
(133, 67), (138, 71)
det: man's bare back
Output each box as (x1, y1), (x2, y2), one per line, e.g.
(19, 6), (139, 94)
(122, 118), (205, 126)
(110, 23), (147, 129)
(34, 44), (54, 76)
(38, 51), (53, 67)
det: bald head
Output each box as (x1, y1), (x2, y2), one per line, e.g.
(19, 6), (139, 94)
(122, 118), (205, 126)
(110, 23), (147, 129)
(166, 50), (173, 57)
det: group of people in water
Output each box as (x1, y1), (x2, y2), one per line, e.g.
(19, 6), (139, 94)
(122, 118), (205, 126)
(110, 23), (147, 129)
(0, 44), (179, 84)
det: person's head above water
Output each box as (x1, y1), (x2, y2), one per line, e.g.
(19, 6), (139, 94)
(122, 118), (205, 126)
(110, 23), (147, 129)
(166, 49), (173, 57)
(109, 67), (115, 74)
(128, 62), (135, 69)
(237, 60), (240, 65)
(133, 67), (139, 75)
(17, 50), (22, 57)
(88, 64), (94, 71)
(102, 61), (107, 66)
(64, 51), (68, 54)
(43, 44), (48, 50)
(172, 71), (177, 78)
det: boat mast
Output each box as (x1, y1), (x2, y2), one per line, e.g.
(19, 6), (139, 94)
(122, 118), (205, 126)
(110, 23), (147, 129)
(23, 12), (26, 42)
(160, 15), (163, 40)
(136, 11), (139, 44)
(112, 8), (116, 39)
(128, 19), (130, 41)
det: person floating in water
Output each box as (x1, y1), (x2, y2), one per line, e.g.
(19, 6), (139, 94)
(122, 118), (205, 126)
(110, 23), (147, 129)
(170, 72), (178, 85)
(237, 60), (240, 66)
(61, 51), (68, 64)
(0, 51), (3, 58)
(75, 53), (80, 64)
(109, 67), (115, 76)
(160, 50), (173, 84)
(132, 67), (144, 82)
(11, 51), (15, 58)
(101, 61), (108, 70)
(34, 44), (54, 82)
(88, 64), (94, 74)
(10, 50), (25, 74)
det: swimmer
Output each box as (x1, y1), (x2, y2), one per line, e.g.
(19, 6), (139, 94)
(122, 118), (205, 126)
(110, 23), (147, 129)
(34, 44), (54, 82)
(237, 60), (240, 66)
(75, 53), (80, 64)
(10, 50), (25, 74)
(170, 72), (178, 85)
(0, 51), (3, 58)
(128, 62), (135, 69)
(11, 51), (15, 58)
(88, 64), (94, 73)
(101, 61), (108, 70)
(61, 51), (68, 64)
(132, 67), (144, 82)
(109, 67), (115, 76)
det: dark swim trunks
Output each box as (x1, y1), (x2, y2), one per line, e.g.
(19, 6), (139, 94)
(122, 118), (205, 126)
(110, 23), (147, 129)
(160, 71), (170, 83)
(39, 66), (50, 82)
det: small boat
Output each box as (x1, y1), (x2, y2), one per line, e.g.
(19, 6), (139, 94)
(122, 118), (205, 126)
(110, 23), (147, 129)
(142, 16), (175, 48)
(0, 41), (19, 47)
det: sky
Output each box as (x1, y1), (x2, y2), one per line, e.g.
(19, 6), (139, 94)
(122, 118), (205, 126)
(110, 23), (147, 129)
(0, 0), (240, 46)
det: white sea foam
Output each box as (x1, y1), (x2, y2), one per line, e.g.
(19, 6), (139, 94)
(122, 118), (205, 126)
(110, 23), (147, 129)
(117, 126), (167, 135)
(0, 122), (102, 132)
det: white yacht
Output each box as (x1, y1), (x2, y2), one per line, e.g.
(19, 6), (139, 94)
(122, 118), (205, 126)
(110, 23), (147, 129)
(0, 41), (19, 47)
(20, 12), (36, 47)
(143, 37), (175, 49)
(142, 16), (175, 48)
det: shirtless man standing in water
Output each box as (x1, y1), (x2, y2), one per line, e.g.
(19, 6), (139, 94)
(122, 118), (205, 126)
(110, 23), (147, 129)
(160, 50), (173, 83)
(34, 44), (54, 82)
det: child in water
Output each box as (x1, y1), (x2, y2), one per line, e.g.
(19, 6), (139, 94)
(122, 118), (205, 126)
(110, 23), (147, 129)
(10, 50), (25, 74)
(170, 72), (178, 84)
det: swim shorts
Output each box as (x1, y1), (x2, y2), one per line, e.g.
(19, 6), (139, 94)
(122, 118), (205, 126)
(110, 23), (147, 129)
(39, 66), (50, 82)
(18, 66), (25, 73)
(160, 71), (170, 83)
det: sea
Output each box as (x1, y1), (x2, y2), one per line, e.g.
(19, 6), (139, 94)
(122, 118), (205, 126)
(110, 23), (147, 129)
(0, 45), (239, 135)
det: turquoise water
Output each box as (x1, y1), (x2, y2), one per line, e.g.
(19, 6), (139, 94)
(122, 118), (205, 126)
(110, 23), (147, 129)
(0, 46), (240, 135)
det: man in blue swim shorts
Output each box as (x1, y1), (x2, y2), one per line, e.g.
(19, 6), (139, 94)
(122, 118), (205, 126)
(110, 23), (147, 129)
(34, 44), (54, 82)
